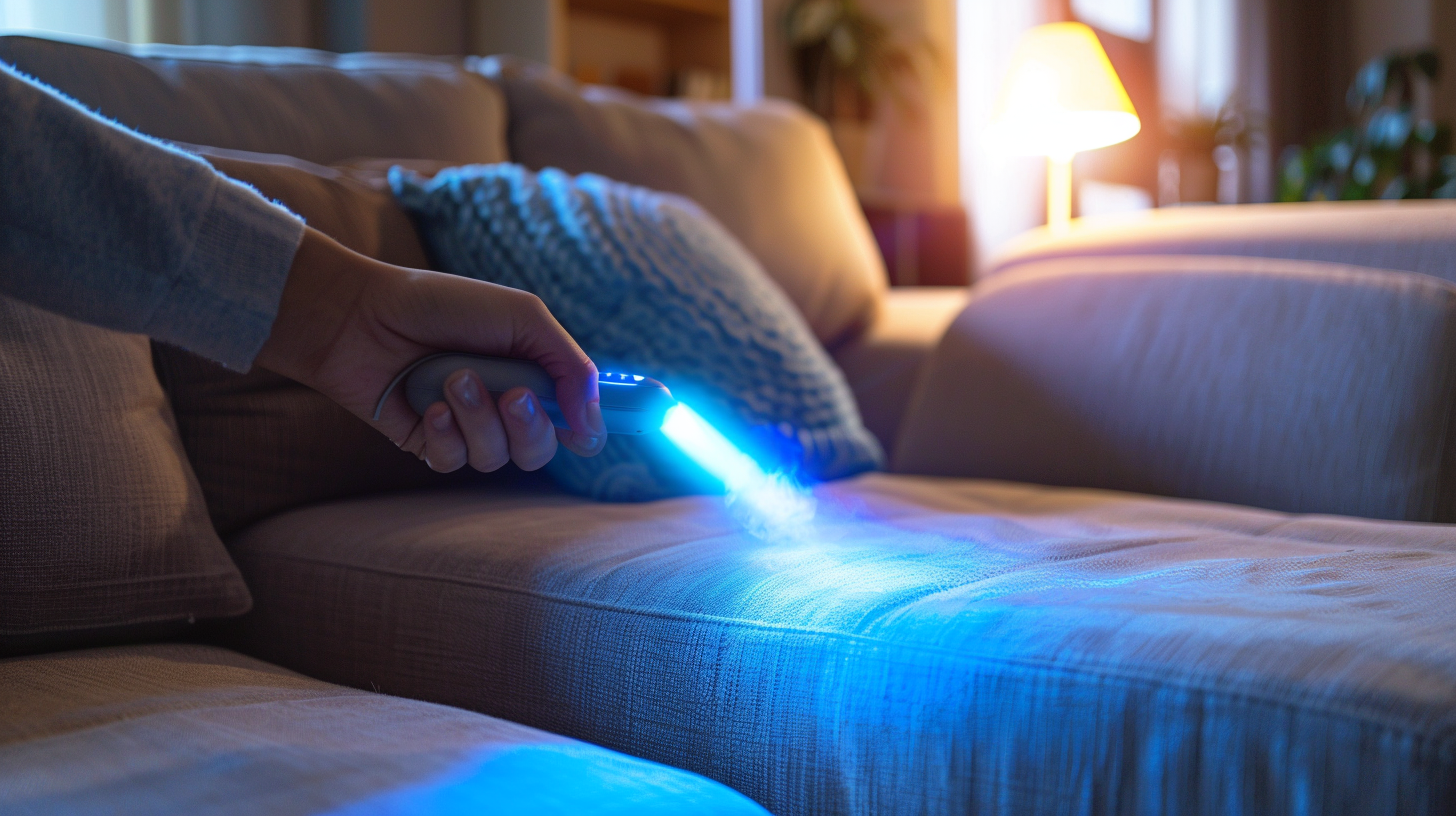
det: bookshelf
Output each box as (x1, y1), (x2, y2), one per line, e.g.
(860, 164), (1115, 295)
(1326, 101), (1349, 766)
(563, 0), (731, 98)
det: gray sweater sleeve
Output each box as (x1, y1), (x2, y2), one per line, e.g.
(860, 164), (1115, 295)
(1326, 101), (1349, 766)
(0, 61), (305, 371)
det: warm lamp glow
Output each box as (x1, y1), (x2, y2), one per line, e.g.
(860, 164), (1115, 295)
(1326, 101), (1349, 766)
(990, 22), (1140, 231)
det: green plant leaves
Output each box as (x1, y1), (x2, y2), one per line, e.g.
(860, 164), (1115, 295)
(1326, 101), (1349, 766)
(781, 0), (928, 122)
(1280, 49), (1455, 202)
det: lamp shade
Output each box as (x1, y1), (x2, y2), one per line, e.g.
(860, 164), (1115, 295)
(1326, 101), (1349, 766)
(990, 22), (1140, 158)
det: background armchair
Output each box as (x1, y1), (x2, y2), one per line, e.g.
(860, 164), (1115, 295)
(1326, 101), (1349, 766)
(895, 252), (1456, 522)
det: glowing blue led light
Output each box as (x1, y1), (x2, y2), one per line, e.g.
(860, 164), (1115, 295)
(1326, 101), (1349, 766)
(660, 403), (815, 534)
(661, 404), (766, 490)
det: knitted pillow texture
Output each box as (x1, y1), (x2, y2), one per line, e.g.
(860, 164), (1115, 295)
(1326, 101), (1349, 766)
(391, 163), (883, 500)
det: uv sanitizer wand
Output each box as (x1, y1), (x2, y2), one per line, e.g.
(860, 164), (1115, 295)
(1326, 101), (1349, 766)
(373, 353), (676, 435)
(375, 354), (813, 529)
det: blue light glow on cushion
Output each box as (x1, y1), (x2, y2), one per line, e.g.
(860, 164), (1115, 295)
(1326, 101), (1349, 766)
(390, 164), (883, 500)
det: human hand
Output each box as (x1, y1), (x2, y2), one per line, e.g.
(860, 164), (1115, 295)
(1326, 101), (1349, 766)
(255, 228), (605, 472)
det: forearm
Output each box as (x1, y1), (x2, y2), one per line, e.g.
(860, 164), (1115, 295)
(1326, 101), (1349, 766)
(0, 62), (304, 370)
(254, 227), (375, 387)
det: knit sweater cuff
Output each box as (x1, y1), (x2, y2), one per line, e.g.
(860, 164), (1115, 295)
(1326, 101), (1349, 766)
(144, 175), (305, 371)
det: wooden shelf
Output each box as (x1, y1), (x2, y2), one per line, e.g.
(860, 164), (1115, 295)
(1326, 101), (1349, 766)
(564, 0), (731, 98)
(567, 0), (728, 25)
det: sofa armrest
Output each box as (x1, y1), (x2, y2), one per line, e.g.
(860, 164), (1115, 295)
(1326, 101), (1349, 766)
(987, 201), (1456, 285)
(833, 287), (969, 454)
(892, 255), (1456, 522)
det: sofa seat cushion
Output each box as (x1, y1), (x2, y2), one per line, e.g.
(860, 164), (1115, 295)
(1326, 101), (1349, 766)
(223, 475), (1456, 816)
(0, 644), (767, 815)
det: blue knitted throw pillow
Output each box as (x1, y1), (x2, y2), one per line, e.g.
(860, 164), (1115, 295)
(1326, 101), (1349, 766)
(391, 164), (882, 500)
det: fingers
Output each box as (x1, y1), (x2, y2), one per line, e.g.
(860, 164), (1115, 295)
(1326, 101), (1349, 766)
(507, 294), (605, 454)
(443, 370), (510, 472)
(557, 420), (606, 457)
(291, 261), (609, 459)
(420, 401), (467, 473)
(497, 386), (557, 470)
(436, 372), (565, 473)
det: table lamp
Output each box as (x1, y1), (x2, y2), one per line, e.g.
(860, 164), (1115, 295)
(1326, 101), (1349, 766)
(990, 22), (1140, 232)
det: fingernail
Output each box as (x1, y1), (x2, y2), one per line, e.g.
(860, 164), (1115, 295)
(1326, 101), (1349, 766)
(507, 391), (536, 422)
(431, 407), (453, 431)
(586, 401), (606, 437)
(578, 432), (605, 451)
(451, 372), (482, 408)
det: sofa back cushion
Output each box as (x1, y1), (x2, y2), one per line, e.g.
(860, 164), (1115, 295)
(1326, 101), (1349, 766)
(894, 255), (1456, 522)
(988, 200), (1456, 283)
(0, 35), (508, 165)
(180, 144), (438, 269)
(0, 295), (251, 655)
(152, 146), (496, 537)
(478, 57), (886, 348)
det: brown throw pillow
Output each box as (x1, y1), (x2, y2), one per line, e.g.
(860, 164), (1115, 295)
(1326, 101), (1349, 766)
(151, 146), (505, 538)
(0, 295), (251, 655)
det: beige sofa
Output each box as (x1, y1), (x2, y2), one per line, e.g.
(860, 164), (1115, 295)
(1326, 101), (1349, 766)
(4, 34), (1456, 816)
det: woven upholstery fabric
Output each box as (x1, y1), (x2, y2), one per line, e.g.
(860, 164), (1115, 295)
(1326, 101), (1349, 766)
(477, 56), (887, 348)
(185, 144), (436, 270)
(0, 644), (769, 815)
(148, 146), (493, 536)
(392, 163), (883, 500)
(224, 475), (1456, 816)
(988, 200), (1456, 281)
(0, 35), (507, 165)
(895, 255), (1456, 522)
(831, 287), (968, 454)
(0, 296), (249, 654)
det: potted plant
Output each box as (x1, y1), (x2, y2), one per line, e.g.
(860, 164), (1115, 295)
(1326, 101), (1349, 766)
(781, 0), (927, 190)
(1279, 50), (1456, 201)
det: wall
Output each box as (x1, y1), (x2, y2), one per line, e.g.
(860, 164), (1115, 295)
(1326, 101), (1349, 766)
(1264, 0), (1453, 157)
(1438, 0), (1456, 123)
(137, 0), (314, 46)
(858, 0), (959, 208)
(1, 0), (561, 58)
(956, 0), (1047, 269)
(1354, 0), (1431, 66)
(0, 0), (129, 40)
(361, 0), (465, 54)
(759, 0), (958, 209)
(1350, 0), (1456, 126)
(758, 0), (796, 98)
(466, 0), (564, 68)
(1159, 0), (1237, 121)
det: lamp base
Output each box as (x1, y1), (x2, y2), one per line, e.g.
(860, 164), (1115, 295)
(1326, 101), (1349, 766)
(1046, 154), (1074, 234)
